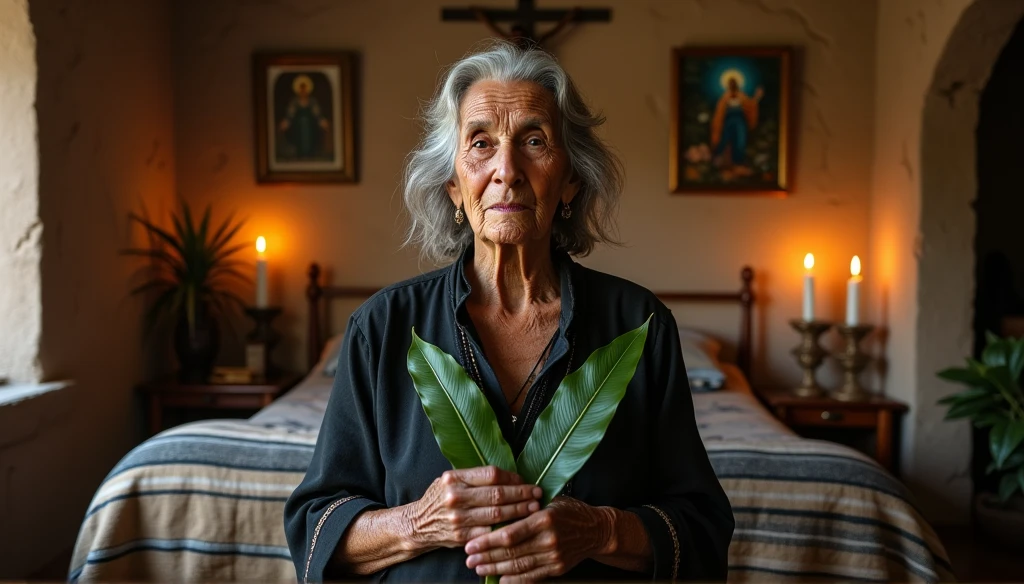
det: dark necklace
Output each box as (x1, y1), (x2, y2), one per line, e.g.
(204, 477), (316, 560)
(456, 325), (558, 424)
(507, 331), (558, 422)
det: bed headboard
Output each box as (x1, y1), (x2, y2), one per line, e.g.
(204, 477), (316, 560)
(306, 263), (755, 379)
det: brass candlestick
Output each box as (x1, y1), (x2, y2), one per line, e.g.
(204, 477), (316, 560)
(789, 319), (832, 397)
(831, 324), (874, 402)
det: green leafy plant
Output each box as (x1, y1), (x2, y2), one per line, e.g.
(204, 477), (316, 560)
(937, 331), (1024, 504)
(407, 315), (652, 504)
(122, 200), (250, 338)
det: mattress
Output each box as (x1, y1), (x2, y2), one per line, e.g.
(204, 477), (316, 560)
(69, 366), (953, 582)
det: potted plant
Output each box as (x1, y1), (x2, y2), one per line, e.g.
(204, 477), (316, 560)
(937, 331), (1024, 550)
(124, 201), (249, 382)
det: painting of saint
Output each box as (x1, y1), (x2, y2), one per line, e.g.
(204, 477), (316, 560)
(671, 47), (792, 194)
(276, 73), (333, 162)
(254, 53), (356, 183)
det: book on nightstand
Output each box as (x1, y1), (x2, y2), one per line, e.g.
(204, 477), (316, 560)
(208, 366), (255, 384)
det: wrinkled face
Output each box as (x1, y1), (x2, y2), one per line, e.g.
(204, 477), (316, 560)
(447, 80), (578, 249)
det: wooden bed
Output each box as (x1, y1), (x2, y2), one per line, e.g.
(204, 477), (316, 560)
(69, 262), (953, 583)
(305, 262), (757, 379)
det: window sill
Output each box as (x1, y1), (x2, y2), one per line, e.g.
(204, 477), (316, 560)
(0, 380), (74, 406)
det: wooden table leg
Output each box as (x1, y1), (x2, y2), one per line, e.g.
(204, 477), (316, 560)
(877, 410), (894, 472)
(149, 395), (162, 436)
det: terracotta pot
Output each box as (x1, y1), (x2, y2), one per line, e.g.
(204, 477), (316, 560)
(974, 491), (1024, 552)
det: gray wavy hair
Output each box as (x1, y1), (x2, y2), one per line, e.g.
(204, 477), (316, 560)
(402, 41), (624, 264)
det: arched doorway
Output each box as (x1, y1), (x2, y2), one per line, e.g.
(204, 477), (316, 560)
(972, 16), (1024, 495)
(917, 0), (1024, 519)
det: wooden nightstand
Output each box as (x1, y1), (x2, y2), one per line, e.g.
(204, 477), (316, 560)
(139, 372), (302, 435)
(757, 387), (909, 473)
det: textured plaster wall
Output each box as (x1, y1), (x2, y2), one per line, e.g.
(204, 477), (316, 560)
(0, 0), (42, 384)
(174, 0), (877, 390)
(871, 0), (1024, 523)
(0, 0), (176, 576)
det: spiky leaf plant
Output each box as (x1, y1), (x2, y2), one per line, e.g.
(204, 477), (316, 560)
(122, 200), (250, 339)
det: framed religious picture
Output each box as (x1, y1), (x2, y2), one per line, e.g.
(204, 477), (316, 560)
(670, 46), (794, 195)
(253, 52), (357, 183)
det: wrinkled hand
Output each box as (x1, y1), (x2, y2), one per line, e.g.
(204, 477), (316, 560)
(404, 466), (542, 551)
(464, 496), (611, 582)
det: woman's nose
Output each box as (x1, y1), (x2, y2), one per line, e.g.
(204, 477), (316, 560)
(492, 143), (524, 187)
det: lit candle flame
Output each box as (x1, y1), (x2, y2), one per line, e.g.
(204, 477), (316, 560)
(804, 253), (814, 271)
(851, 255), (861, 277)
(256, 236), (266, 255)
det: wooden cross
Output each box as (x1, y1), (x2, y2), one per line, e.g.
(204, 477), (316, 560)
(442, 0), (612, 48)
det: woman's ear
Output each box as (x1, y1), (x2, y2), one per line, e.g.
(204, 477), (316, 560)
(563, 173), (581, 206)
(446, 179), (462, 208)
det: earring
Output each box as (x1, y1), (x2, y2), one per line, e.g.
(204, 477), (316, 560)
(561, 202), (572, 219)
(454, 206), (465, 225)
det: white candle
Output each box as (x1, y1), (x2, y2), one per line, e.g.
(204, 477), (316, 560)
(846, 255), (862, 326)
(255, 236), (268, 308)
(803, 253), (815, 322)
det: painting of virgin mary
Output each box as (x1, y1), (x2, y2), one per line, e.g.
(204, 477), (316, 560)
(253, 52), (357, 183)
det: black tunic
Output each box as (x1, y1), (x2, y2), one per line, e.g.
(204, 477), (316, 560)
(284, 246), (734, 582)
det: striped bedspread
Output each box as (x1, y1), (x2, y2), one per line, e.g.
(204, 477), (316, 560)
(69, 379), (953, 582)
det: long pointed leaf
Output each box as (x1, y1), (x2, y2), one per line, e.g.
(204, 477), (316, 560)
(517, 315), (652, 504)
(130, 213), (185, 256)
(991, 419), (1024, 468)
(198, 204), (211, 248)
(407, 329), (516, 472)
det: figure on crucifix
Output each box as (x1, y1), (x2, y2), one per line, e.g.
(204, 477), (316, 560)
(472, 6), (580, 49)
(442, 1), (611, 51)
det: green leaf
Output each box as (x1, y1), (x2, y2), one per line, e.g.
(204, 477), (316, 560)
(998, 472), (1021, 504)
(198, 204), (211, 248)
(974, 411), (1009, 428)
(937, 366), (986, 387)
(946, 400), (996, 420)
(938, 386), (995, 406)
(516, 315), (652, 505)
(1009, 338), (1024, 382)
(407, 329), (516, 472)
(1002, 449), (1024, 472)
(129, 213), (185, 256)
(990, 420), (1024, 469)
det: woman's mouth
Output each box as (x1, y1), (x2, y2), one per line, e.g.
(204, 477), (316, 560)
(488, 204), (528, 213)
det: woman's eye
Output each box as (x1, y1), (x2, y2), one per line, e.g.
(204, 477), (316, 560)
(471, 140), (488, 148)
(527, 137), (544, 147)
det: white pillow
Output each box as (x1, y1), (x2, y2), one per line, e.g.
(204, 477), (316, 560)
(678, 327), (723, 359)
(677, 328), (726, 391)
(316, 333), (345, 377)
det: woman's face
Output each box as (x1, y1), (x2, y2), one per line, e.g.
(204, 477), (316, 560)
(447, 80), (578, 250)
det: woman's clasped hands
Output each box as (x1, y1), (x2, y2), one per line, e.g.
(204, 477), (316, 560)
(405, 466), (611, 582)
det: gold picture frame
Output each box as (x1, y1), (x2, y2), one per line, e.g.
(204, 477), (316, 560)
(670, 46), (793, 195)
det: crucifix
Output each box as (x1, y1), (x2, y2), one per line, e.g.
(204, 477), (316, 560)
(442, 0), (612, 50)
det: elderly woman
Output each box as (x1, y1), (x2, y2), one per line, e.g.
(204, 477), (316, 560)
(284, 42), (734, 583)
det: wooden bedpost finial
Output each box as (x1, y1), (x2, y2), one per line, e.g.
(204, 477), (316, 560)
(740, 266), (754, 304)
(307, 263), (323, 371)
(307, 263), (322, 301)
